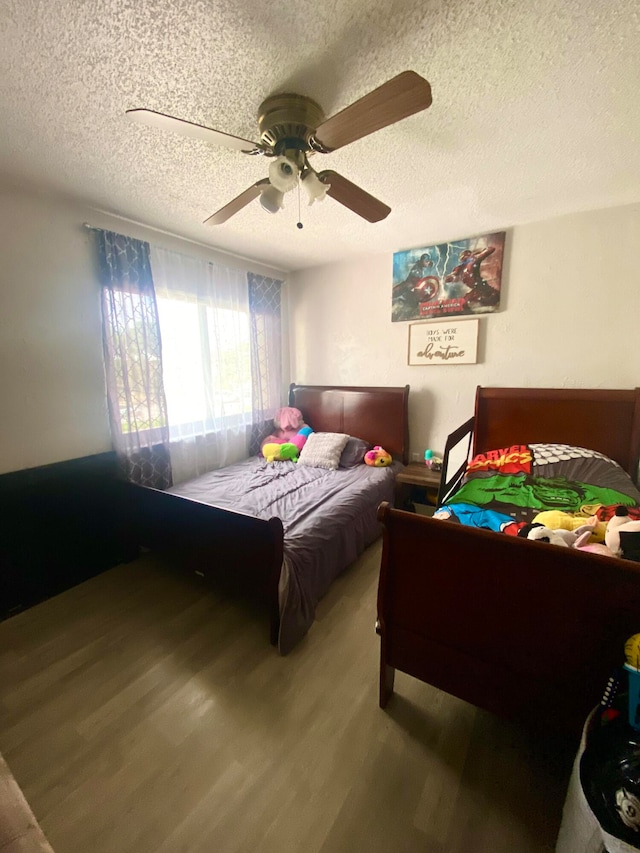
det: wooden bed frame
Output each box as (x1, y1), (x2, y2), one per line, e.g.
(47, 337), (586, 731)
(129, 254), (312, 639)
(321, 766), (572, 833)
(377, 386), (640, 734)
(122, 383), (409, 646)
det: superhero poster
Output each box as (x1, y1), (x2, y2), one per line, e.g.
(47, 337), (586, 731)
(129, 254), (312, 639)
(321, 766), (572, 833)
(392, 231), (506, 322)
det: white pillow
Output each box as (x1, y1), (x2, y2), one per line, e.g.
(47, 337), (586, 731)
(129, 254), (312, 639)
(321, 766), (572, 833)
(297, 432), (349, 470)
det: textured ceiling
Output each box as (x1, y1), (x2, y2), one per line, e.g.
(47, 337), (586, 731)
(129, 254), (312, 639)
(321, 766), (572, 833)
(1, 0), (639, 272)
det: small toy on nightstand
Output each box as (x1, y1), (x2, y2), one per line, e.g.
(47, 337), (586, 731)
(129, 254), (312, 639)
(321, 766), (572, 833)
(424, 449), (443, 471)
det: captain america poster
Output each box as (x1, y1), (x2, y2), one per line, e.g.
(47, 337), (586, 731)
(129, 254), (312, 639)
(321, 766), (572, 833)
(392, 231), (506, 322)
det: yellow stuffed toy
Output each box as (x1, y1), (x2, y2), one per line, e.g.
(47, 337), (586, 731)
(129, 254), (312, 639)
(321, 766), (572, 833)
(532, 510), (606, 543)
(262, 442), (299, 463)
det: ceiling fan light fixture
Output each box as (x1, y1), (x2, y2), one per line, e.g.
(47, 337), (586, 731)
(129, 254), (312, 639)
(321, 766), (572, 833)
(301, 169), (330, 205)
(268, 155), (300, 193)
(137, 72), (432, 226)
(259, 183), (285, 214)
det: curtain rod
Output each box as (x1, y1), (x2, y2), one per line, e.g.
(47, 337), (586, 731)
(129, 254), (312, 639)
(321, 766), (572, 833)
(81, 221), (288, 276)
(83, 222), (236, 272)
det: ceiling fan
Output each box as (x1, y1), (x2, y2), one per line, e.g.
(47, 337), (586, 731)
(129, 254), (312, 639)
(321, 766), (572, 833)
(126, 71), (432, 226)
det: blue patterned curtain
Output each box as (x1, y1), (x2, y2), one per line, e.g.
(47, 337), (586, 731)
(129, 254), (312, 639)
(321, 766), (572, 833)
(95, 229), (172, 489)
(248, 273), (283, 455)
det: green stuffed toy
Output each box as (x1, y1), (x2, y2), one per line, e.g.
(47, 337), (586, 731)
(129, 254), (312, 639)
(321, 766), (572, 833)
(262, 441), (299, 463)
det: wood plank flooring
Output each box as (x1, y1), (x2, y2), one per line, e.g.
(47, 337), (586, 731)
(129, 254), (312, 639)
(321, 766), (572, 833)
(0, 541), (575, 852)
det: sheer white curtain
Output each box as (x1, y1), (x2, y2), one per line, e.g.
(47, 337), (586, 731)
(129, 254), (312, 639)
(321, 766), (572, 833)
(248, 272), (284, 455)
(150, 246), (254, 484)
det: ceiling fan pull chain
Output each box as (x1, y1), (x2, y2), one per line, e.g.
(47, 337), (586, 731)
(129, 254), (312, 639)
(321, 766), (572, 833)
(297, 183), (303, 230)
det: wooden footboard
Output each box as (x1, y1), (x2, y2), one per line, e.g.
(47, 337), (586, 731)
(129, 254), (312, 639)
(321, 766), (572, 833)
(119, 481), (284, 643)
(376, 502), (640, 734)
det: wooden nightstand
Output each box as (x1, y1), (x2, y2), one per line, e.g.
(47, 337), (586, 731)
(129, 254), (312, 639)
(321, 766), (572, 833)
(395, 463), (442, 512)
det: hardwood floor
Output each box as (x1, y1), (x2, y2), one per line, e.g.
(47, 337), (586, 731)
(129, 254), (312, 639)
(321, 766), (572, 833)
(0, 541), (575, 852)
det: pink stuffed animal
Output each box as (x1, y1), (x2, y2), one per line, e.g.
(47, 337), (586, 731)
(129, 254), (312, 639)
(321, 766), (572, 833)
(564, 516), (616, 556)
(572, 528), (616, 557)
(260, 407), (312, 455)
(364, 446), (392, 467)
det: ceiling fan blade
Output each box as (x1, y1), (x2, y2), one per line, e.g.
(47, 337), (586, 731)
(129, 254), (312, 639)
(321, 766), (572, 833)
(318, 171), (391, 222)
(126, 108), (260, 152)
(314, 71), (432, 151)
(203, 180), (269, 225)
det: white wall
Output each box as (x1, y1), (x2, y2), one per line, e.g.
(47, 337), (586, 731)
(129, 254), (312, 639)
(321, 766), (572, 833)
(0, 185), (287, 475)
(3, 186), (638, 476)
(288, 203), (640, 460)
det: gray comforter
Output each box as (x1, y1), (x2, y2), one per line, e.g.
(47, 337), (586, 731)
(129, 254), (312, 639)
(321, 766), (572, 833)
(169, 457), (401, 652)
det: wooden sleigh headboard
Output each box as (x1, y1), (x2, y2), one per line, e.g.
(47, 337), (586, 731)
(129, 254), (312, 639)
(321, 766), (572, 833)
(289, 384), (410, 465)
(474, 386), (640, 478)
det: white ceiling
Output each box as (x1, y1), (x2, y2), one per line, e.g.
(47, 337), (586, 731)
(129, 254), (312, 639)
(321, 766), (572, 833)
(1, 0), (639, 272)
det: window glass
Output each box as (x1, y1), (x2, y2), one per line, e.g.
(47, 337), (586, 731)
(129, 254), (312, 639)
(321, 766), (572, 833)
(156, 295), (252, 438)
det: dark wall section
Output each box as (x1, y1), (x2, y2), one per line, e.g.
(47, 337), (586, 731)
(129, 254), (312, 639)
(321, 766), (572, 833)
(0, 452), (137, 620)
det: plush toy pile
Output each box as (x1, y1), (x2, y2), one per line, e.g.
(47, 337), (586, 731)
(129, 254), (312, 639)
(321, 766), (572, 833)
(531, 509), (608, 542)
(518, 506), (640, 561)
(260, 407), (313, 463)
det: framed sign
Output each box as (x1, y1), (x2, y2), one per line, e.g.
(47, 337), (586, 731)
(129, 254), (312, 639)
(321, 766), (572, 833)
(408, 319), (479, 366)
(392, 231), (505, 322)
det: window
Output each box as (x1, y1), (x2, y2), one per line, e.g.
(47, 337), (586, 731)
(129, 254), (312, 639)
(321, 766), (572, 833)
(102, 287), (167, 439)
(98, 230), (281, 484)
(156, 295), (253, 439)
